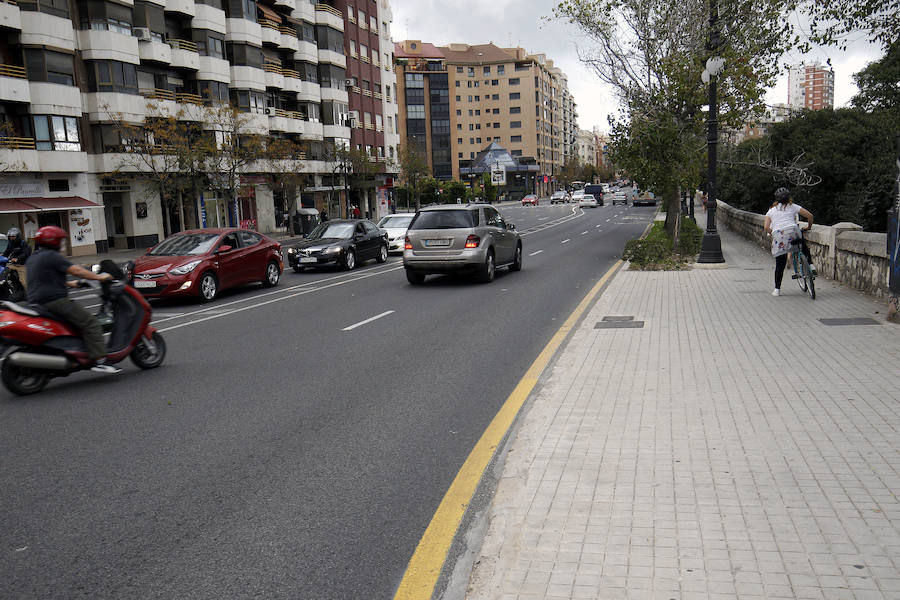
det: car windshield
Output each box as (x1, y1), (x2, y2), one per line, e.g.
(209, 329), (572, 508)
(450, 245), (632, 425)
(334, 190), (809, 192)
(583, 195), (595, 200)
(308, 222), (355, 239)
(149, 233), (219, 256)
(409, 210), (475, 230)
(378, 215), (413, 229)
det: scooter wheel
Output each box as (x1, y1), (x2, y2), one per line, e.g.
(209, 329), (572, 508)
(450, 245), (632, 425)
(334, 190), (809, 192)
(2, 358), (50, 396)
(130, 332), (166, 370)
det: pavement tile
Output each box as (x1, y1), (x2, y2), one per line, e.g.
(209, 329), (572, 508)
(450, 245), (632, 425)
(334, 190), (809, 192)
(463, 213), (900, 600)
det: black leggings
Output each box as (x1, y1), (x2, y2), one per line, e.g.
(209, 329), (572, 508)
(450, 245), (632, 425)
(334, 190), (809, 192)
(775, 240), (812, 288)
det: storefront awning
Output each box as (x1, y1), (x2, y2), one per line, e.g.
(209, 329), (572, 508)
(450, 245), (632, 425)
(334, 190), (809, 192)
(13, 196), (101, 211)
(0, 198), (42, 214)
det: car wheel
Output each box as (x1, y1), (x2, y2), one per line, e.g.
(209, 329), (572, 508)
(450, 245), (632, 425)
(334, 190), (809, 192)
(198, 272), (218, 302)
(509, 243), (523, 272)
(376, 244), (388, 263)
(292, 266), (305, 273)
(262, 260), (280, 287)
(343, 249), (356, 270)
(476, 249), (495, 283)
(406, 269), (425, 284)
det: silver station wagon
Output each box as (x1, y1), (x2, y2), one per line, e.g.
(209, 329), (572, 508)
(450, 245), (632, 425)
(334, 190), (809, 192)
(402, 204), (523, 284)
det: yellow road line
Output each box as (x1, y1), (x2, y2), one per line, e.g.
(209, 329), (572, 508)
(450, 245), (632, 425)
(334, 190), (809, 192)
(393, 259), (625, 600)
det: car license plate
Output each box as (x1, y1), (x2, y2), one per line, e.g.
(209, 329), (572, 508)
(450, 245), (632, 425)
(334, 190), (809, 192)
(424, 239), (451, 247)
(133, 280), (156, 288)
(299, 257), (317, 263)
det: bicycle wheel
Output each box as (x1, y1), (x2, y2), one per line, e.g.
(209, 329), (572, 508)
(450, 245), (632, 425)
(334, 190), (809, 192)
(800, 253), (815, 299)
(793, 253), (808, 293)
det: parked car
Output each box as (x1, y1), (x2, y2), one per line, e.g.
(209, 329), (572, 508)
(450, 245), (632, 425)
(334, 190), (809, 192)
(286, 219), (387, 272)
(403, 203), (522, 284)
(578, 194), (599, 208)
(550, 191), (568, 204)
(377, 213), (415, 254)
(612, 191), (628, 205)
(584, 184), (606, 206)
(632, 192), (657, 207)
(521, 194), (539, 206)
(129, 228), (282, 302)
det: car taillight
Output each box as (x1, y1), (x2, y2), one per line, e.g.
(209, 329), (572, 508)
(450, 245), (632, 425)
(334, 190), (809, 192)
(465, 235), (480, 248)
(404, 236), (412, 250)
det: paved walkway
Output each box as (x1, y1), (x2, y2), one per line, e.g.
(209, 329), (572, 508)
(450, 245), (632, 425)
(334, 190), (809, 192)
(464, 214), (900, 600)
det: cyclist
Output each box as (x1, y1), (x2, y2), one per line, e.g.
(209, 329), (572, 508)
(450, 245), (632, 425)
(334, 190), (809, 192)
(764, 187), (815, 297)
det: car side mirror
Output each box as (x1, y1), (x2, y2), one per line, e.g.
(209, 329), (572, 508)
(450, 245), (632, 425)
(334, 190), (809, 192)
(216, 244), (233, 253)
(506, 223), (516, 231)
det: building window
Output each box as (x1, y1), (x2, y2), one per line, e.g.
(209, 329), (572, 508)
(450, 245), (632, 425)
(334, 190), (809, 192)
(483, 66), (490, 75)
(25, 115), (81, 151)
(455, 80), (460, 87)
(511, 149), (522, 156)
(316, 25), (344, 53)
(509, 92), (520, 100)
(493, 122), (500, 128)
(509, 78), (520, 85)
(476, 137), (481, 143)
(510, 106), (521, 114)
(493, 137), (500, 142)
(511, 135), (522, 142)
(467, 67), (475, 77)
(407, 105), (425, 118)
(456, 66), (463, 73)
(458, 152), (463, 158)
(510, 121), (521, 128)
(474, 95), (480, 101)
(77, 0), (133, 34)
(85, 60), (138, 94)
(491, 80), (498, 86)
(369, 15), (376, 30)
(24, 49), (76, 86)
(19, 0), (69, 18)
(493, 108), (500, 114)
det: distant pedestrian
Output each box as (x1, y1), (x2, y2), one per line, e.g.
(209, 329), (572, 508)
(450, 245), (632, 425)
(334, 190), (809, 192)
(701, 192), (708, 212)
(352, 205), (361, 219)
(764, 187), (815, 297)
(320, 210), (328, 222)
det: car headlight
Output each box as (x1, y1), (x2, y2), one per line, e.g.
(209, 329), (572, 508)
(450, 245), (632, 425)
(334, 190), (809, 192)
(323, 246), (341, 254)
(287, 248), (295, 254)
(170, 260), (202, 275)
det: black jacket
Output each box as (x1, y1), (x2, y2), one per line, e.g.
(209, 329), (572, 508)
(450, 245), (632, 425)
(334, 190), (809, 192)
(4, 238), (32, 264)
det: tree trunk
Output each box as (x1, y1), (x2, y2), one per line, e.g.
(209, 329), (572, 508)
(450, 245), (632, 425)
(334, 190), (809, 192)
(160, 183), (172, 238)
(664, 186), (681, 251)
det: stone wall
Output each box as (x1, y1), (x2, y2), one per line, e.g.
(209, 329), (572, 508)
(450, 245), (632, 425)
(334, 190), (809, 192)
(716, 201), (891, 299)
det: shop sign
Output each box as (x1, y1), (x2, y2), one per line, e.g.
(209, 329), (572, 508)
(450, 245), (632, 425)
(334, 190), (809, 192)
(0, 182), (43, 198)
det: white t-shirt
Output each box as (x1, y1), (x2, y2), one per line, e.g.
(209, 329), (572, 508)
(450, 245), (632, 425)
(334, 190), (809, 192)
(765, 203), (804, 231)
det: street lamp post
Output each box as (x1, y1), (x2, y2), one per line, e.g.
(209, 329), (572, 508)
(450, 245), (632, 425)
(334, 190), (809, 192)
(698, 0), (726, 263)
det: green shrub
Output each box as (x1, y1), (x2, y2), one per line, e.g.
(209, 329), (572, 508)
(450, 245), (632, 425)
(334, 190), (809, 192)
(677, 217), (703, 256)
(622, 222), (673, 266)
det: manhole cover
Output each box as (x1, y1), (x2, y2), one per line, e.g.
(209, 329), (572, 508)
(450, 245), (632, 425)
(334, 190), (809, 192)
(602, 316), (634, 322)
(596, 320), (644, 329)
(819, 318), (880, 326)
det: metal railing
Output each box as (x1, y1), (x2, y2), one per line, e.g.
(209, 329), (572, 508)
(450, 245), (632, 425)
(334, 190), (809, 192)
(282, 68), (300, 79)
(0, 137), (36, 149)
(263, 62), (284, 74)
(360, 56), (370, 64)
(357, 21), (367, 30)
(176, 92), (203, 105)
(279, 25), (297, 37)
(351, 85), (360, 94)
(314, 4), (341, 18)
(0, 64), (26, 78)
(373, 91), (383, 100)
(140, 87), (176, 101)
(167, 38), (198, 52)
(364, 122), (374, 130)
(362, 89), (372, 97)
(258, 18), (280, 30)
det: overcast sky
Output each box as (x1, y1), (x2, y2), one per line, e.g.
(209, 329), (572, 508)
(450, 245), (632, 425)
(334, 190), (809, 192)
(390, 0), (884, 133)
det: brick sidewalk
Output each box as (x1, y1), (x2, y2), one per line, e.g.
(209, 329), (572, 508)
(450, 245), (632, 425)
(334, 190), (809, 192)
(464, 217), (900, 600)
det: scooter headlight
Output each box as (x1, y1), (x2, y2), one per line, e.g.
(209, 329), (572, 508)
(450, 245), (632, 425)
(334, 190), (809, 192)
(170, 260), (202, 276)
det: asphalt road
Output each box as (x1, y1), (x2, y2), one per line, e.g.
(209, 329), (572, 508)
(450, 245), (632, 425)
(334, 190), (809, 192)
(0, 201), (655, 599)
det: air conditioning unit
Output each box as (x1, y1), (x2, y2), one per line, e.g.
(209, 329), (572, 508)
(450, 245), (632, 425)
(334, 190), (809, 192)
(348, 117), (357, 128)
(345, 78), (355, 87)
(133, 27), (151, 42)
(265, 107), (274, 115)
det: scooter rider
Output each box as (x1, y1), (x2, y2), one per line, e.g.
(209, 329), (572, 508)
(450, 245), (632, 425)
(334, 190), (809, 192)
(3, 227), (31, 287)
(26, 225), (120, 374)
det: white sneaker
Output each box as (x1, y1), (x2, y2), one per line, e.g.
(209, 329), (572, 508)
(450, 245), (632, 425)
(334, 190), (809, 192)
(90, 362), (122, 374)
(771, 289), (780, 296)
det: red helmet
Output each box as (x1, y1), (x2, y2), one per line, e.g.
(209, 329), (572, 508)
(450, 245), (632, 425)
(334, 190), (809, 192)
(35, 225), (67, 249)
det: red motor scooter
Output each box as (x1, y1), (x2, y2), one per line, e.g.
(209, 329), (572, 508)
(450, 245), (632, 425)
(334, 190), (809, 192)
(0, 260), (166, 395)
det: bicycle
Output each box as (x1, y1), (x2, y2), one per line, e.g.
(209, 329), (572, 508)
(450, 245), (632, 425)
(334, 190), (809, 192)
(789, 231), (816, 300)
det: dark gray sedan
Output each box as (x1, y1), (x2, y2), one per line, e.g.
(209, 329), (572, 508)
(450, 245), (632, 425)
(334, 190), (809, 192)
(286, 219), (388, 272)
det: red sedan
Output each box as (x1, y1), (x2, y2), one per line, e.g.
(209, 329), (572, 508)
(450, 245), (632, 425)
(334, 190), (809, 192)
(521, 194), (539, 206)
(129, 228), (283, 302)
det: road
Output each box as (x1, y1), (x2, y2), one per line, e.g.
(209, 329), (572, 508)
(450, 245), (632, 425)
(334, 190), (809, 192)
(0, 201), (655, 599)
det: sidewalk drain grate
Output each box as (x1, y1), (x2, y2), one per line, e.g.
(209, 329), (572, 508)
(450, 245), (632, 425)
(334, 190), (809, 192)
(596, 316), (644, 329)
(819, 317), (880, 326)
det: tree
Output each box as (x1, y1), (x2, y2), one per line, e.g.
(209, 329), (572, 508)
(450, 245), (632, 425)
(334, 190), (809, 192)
(557, 156), (582, 190)
(419, 176), (440, 205)
(348, 147), (379, 216)
(440, 180), (469, 204)
(801, 0), (899, 51)
(266, 137), (309, 230)
(851, 41), (900, 111)
(322, 140), (352, 218)
(202, 103), (267, 224)
(554, 0), (796, 240)
(398, 139), (430, 210)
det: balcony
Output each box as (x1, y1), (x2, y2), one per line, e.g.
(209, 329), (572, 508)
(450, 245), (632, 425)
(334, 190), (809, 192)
(77, 29), (140, 64)
(296, 80), (320, 102)
(19, 10), (75, 51)
(282, 68), (301, 92)
(197, 56), (230, 83)
(167, 38), (199, 70)
(225, 17), (262, 44)
(263, 62), (284, 89)
(30, 82), (81, 116)
(272, 0), (294, 10)
(0, 64), (29, 103)
(38, 150), (88, 172)
(230, 65), (265, 91)
(295, 40), (317, 63)
(317, 49), (345, 69)
(278, 25), (298, 52)
(0, 138), (39, 171)
(83, 92), (148, 121)
(360, 56), (370, 64)
(319, 86), (347, 103)
(193, 3), (226, 34)
(138, 38), (172, 64)
(314, 4), (343, 31)
(322, 124), (349, 140)
(0, 0), (21, 31)
(259, 18), (281, 46)
(362, 89), (372, 97)
(294, 0), (313, 20)
(164, 0), (195, 17)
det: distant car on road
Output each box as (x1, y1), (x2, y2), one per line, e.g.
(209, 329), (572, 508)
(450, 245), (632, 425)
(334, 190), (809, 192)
(550, 191), (568, 204)
(403, 203), (522, 284)
(377, 213), (415, 254)
(632, 192), (657, 207)
(130, 228), (283, 303)
(612, 191), (628, 206)
(571, 190), (585, 202)
(521, 194), (539, 206)
(578, 194), (599, 208)
(584, 184), (606, 206)
(287, 219), (387, 272)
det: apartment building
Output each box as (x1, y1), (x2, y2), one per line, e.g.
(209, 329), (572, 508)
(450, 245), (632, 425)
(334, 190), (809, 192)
(576, 129), (596, 167)
(394, 41), (578, 198)
(0, 0), (390, 255)
(788, 62), (835, 110)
